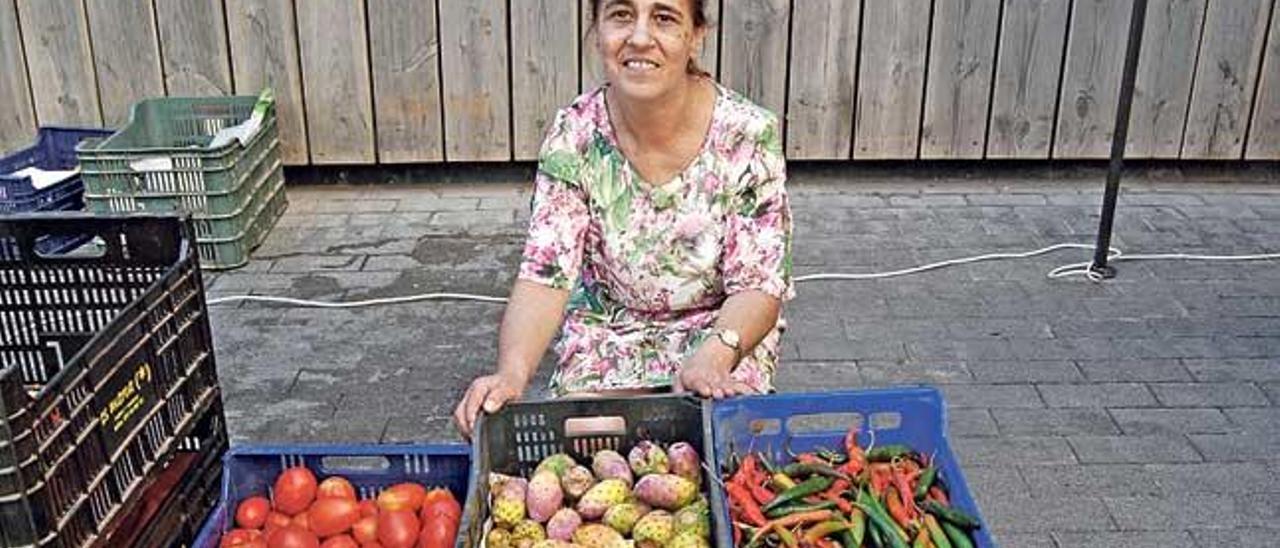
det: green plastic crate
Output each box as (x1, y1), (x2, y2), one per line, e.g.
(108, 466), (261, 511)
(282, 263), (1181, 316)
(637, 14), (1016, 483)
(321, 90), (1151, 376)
(76, 94), (286, 269)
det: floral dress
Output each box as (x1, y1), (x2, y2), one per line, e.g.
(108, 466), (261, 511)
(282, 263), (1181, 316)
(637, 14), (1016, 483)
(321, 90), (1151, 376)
(518, 81), (794, 396)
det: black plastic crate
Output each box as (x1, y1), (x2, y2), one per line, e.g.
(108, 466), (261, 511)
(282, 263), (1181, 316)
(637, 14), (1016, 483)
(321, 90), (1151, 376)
(460, 395), (725, 548)
(0, 213), (226, 547)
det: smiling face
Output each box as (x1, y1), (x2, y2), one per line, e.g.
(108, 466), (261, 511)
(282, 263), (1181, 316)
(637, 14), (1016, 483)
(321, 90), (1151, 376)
(595, 0), (708, 102)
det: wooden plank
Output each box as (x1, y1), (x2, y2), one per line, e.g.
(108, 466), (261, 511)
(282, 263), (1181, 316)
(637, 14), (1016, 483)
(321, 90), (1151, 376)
(296, 0), (375, 164)
(1125, 0), (1205, 158)
(16, 0), (101, 125)
(855, 0), (932, 159)
(580, 0), (721, 92)
(1053, 0), (1135, 159)
(439, 0), (511, 161)
(154, 0), (232, 96)
(369, 0), (445, 163)
(1246, 0), (1280, 159)
(1182, 0), (1272, 159)
(986, 0), (1069, 158)
(226, 0), (309, 165)
(0, 0), (36, 150)
(719, 0), (791, 118)
(511, 0), (579, 160)
(920, 0), (1001, 159)
(84, 0), (164, 127)
(785, 0), (860, 160)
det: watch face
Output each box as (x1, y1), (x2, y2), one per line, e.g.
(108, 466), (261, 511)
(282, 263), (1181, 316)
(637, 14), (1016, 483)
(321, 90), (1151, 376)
(720, 329), (740, 347)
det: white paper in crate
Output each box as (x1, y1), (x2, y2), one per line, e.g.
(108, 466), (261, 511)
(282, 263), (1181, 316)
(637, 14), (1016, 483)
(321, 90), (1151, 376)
(5, 166), (79, 189)
(208, 89), (275, 149)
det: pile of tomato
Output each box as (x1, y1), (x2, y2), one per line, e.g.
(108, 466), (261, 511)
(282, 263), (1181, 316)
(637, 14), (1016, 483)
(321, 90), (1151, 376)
(219, 466), (462, 548)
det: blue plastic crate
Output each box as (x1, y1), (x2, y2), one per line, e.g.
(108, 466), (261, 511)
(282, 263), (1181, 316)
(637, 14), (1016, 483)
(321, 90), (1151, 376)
(709, 387), (995, 548)
(1, 126), (114, 254)
(192, 443), (471, 547)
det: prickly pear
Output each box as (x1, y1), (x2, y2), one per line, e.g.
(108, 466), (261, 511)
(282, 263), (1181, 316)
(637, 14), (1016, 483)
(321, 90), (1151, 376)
(672, 497), (710, 538)
(627, 441), (669, 477)
(664, 530), (711, 548)
(666, 442), (701, 485)
(527, 470), (564, 523)
(545, 508), (583, 541)
(561, 465), (595, 500)
(575, 478), (630, 520)
(632, 474), (698, 511)
(591, 450), (633, 487)
(571, 523), (624, 548)
(512, 519), (547, 544)
(602, 502), (649, 535)
(492, 477), (529, 528)
(535, 453), (577, 478)
(631, 510), (673, 548)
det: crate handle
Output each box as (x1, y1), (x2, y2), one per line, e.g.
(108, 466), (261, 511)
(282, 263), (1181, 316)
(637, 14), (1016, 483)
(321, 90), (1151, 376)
(783, 412), (866, 436)
(564, 416), (628, 437)
(319, 455), (392, 474)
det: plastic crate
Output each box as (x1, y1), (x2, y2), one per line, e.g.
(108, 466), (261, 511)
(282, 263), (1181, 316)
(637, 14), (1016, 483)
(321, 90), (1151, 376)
(1, 126), (114, 255)
(708, 387), (995, 547)
(0, 213), (227, 547)
(76, 94), (287, 270)
(461, 394), (725, 548)
(191, 443), (472, 548)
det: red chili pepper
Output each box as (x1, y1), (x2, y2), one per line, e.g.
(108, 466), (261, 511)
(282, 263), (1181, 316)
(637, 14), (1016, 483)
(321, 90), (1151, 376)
(884, 486), (916, 532)
(891, 462), (921, 521)
(726, 482), (767, 527)
(868, 463), (894, 496)
(797, 453), (824, 465)
(843, 429), (867, 475)
(928, 486), (950, 506)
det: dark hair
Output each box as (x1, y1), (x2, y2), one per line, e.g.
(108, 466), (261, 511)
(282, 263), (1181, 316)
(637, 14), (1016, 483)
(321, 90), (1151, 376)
(589, 0), (711, 77)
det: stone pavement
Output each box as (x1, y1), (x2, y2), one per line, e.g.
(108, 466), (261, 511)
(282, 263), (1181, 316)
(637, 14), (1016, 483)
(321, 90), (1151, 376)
(207, 166), (1280, 547)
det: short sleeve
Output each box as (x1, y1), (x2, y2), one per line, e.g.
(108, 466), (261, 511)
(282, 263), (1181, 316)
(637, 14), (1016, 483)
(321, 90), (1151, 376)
(517, 110), (591, 291)
(721, 116), (795, 301)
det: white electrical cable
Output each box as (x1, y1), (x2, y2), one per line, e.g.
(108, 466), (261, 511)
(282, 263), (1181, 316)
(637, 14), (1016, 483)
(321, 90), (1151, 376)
(204, 244), (1280, 309)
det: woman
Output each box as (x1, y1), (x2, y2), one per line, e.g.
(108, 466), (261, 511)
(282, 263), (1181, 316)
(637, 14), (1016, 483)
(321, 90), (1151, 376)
(454, 0), (793, 438)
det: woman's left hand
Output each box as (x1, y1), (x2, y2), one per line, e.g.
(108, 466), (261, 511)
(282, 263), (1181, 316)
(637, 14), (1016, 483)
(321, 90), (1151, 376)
(675, 350), (754, 399)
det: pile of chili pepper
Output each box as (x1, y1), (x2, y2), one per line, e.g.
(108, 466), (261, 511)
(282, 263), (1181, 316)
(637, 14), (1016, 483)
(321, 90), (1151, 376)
(723, 429), (981, 548)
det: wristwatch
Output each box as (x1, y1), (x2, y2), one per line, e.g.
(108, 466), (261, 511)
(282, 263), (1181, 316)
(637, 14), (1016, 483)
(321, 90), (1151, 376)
(713, 327), (743, 363)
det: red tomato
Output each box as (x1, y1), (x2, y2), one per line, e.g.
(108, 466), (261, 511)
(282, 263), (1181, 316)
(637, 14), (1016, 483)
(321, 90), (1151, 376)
(357, 499), (379, 518)
(291, 510), (312, 532)
(265, 511), (293, 532)
(416, 516), (457, 548)
(265, 525), (320, 548)
(376, 510), (420, 548)
(236, 496), (272, 529)
(274, 467), (318, 515)
(363, 544), (384, 548)
(352, 516), (378, 545)
(308, 497), (361, 538)
(317, 477), (357, 501)
(418, 489), (460, 523)
(221, 529), (265, 548)
(319, 535), (360, 548)
(376, 484), (424, 512)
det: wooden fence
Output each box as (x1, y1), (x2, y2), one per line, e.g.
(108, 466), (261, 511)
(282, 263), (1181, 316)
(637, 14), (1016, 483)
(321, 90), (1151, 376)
(2, 0), (1277, 165)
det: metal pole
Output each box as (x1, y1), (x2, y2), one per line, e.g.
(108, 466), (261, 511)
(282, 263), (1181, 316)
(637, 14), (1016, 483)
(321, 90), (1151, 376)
(1089, 0), (1149, 279)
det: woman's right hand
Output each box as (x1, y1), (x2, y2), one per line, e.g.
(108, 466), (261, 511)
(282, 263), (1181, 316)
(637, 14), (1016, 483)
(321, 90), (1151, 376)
(453, 372), (527, 440)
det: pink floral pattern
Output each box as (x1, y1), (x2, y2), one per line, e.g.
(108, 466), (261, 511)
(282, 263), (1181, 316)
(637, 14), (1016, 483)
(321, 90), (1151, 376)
(518, 83), (794, 396)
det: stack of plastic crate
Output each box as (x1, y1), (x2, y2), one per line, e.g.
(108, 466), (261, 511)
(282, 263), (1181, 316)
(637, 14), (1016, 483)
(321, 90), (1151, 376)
(76, 92), (287, 270)
(0, 126), (113, 255)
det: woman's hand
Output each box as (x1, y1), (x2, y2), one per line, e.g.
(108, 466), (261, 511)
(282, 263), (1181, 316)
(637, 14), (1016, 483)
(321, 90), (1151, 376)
(453, 372), (527, 440)
(674, 343), (753, 399)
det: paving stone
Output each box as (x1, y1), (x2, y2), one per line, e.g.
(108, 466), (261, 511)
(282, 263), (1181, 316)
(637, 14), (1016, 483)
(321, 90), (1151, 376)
(1048, 319), (1156, 338)
(1190, 433), (1280, 462)
(394, 196), (481, 211)
(1190, 528), (1280, 547)
(952, 436), (1077, 466)
(856, 359), (973, 384)
(982, 494), (1116, 532)
(1147, 462), (1280, 495)
(888, 194), (967, 207)
(1185, 359), (1280, 382)
(969, 360), (1084, 382)
(941, 384), (1045, 408)
(1110, 408), (1237, 435)
(1149, 382), (1271, 407)
(269, 254), (366, 273)
(1052, 530), (1196, 548)
(1077, 359), (1193, 382)
(948, 408), (1000, 437)
(1222, 407), (1280, 433)
(1037, 383), (1156, 407)
(990, 532), (1056, 548)
(966, 193), (1049, 206)
(994, 408), (1120, 436)
(774, 361), (862, 390)
(1020, 464), (1161, 497)
(1069, 435), (1202, 464)
(1105, 494), (1239, 530)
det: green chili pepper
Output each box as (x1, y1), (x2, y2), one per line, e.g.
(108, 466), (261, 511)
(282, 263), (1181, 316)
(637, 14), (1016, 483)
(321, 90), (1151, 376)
(924, 515), (954, 548)
(762, 476), (834, 512)
(765, 500), (838, 519)
(868, 518), (885, 548)
(776, 526), (798, 548)
(848, 507), (867, 546)
(866, 444), (912, 462)
(914, 465), (937, 500)
(855, 501), (909, 548)
(941, 520), (976, 548)
(782, 462), (852, 481)
(921, 500), (981, 530)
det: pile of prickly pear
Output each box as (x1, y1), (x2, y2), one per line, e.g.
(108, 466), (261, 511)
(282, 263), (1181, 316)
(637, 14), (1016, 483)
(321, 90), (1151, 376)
(484, 441), (712, 548)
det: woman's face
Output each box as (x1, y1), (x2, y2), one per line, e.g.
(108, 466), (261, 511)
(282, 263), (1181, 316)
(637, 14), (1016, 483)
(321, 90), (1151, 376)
(596, 0), (705, 101)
